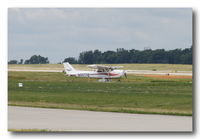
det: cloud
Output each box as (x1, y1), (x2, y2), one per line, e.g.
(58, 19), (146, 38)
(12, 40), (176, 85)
(8, 8), (192, 63)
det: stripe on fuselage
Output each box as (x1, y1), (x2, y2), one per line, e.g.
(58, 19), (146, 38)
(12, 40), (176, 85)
(90, 73), (119, 76)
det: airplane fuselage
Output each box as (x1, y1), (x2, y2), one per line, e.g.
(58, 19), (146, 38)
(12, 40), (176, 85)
(67, 70), (124, 79)
(63, 62), (126, 80)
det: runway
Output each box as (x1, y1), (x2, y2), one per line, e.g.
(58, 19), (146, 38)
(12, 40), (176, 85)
(8, 68), (192, 76)
(8, 106), (192, 132)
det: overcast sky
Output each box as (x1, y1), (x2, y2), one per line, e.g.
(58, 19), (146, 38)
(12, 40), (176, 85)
(8, 8), (192, 63)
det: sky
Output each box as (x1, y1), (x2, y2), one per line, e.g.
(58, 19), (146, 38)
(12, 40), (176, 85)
(8, 8), (192, 63)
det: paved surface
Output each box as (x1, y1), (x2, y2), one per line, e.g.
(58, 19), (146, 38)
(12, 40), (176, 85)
(126, 70), (192, 76)
(8, 106), (192, 132)
(8, 69), (192, 76)
(8, 69), (63, 72)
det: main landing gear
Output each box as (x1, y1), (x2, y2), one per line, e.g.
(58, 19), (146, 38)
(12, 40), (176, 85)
(98, 78), (111, 82)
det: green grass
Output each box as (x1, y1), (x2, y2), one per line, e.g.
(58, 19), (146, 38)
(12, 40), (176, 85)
(8, 71), (192, 116)
(8, 63), (192, 71)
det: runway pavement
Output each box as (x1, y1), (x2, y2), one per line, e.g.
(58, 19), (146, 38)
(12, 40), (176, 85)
(8, 68), (192, 76)
(8, 69), (62, 72)
(8, 106), (192, 132)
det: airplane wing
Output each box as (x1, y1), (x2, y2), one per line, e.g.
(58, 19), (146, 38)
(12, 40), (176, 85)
(111, 66), (124, 69)
(87, 64), (123, 72)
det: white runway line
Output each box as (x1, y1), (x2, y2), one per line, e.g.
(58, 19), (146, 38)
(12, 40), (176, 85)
(8, 106), (192, 132)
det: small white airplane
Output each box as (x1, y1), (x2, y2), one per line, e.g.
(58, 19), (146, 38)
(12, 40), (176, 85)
(63, 62), (127, 82)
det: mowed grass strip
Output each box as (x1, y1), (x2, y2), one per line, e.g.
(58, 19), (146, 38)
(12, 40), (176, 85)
(8, 71), (192, 116)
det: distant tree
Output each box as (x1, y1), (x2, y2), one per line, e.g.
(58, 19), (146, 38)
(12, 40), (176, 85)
(78, 51), (94, 64)
(8, 60), (18, 64)
(18, 59), (23, 64)
(168, 49), (182, 64)
(102, 51), (117, 64)
(180, 47), (192, 64)
(63, 57), (77, 64)
(25, 55), (49, 64)
(24, 60), (30, 64)
(93, 49), (102, 64)
(116, 48), (130, 63)
(137, 49), (153, 63)
(151, 49), (168, 63)
(129, 49), (140, 63)
(75, 47), (192, 64)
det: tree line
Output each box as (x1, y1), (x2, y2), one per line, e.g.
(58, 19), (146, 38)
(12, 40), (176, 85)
(64, 47), (192, 64)
(8, 47), (192, 64)
(8, 55), (49, 64)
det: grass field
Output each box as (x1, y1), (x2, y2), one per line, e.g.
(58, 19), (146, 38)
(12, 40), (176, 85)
(8, 71), (192, 116)
(8, 63), (192, 71)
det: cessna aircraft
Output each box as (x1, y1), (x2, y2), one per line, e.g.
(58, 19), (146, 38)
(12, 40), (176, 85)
(63, 62), (127, 81)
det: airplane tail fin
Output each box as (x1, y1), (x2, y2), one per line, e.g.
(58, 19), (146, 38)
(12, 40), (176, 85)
(63, 62), (76, 74)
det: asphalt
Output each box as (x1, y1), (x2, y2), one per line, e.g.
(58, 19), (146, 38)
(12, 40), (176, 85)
(8, 69), (192, 76)
(8, 106), (192, 132)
